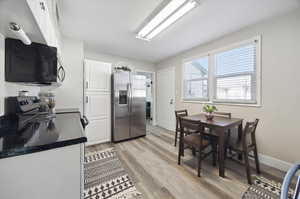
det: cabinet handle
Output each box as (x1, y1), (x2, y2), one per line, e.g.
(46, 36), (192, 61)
(85, 96), (89, 103)
(40, 2), (46, 11)
(86, 82), (89, 89)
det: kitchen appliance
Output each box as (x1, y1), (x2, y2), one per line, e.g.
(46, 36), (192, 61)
(112, 67), (146, 142)
(1, 96), (88, 139)
(0, 96), (87, 156)
(5, 38), (59, 84)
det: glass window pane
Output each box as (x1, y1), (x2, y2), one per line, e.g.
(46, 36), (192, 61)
(184, 80), (208, 99)
(185, 57), (208, 80)
(216, 75), (254, 100)
(216, 44), (256, 76)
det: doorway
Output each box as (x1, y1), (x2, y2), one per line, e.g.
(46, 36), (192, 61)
(135, 70), (156, 126)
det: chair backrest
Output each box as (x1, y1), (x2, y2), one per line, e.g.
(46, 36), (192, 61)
(179, 117), (203, 135)
(243, 119), (259, 145)
(175, 110), (188, 118)
(175, 110), (188, 130)
(214, 112), (232, 119)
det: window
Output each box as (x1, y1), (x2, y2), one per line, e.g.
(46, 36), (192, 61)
(214, 44), (257, 103)
(183, 56), (209, 100)
(182, 37), (261, 105)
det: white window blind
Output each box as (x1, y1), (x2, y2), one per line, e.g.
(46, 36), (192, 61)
(182, 37), (260, 106)
(183, 56), (209, 100)
(214, 43), (257, 103)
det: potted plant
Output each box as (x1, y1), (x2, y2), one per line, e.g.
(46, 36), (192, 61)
(203, 104), (217, 120)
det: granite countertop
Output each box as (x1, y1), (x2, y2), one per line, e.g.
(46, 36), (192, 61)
(0, 110), (87, 159)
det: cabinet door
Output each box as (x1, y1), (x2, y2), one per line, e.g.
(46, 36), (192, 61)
(85, 119), (110, 144)
(85, 94), (110, 120)
(26, 0), (58, 47)
(85, 60), (111, 92)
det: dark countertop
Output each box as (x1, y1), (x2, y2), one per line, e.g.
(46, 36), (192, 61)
(0, 110), (87, 159)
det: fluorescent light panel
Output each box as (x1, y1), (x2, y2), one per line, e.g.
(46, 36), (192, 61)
(138, 0), (186, 38)
(147, 1), (197, 40)
(137, 0), (198, 40)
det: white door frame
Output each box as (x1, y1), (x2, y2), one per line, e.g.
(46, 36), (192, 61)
(134, 69), (157, 126)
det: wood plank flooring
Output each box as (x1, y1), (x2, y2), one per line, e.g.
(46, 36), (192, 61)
(86, 125), (286, 199)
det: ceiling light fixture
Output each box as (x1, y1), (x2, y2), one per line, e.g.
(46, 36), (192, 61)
(136, 0), (199, 41)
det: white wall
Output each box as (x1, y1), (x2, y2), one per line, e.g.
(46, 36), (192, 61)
(0, 33), (40, 115)
(43, 36), (84, 114)
(156, 9), (300, 169)
(84, 51), (156, 72)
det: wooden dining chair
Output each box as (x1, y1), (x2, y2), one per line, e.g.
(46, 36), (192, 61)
(174, 110), (188, 147)
(178, 117), (213, 177)
(227, 119), (260, 184)
(214, 112), (232, 119)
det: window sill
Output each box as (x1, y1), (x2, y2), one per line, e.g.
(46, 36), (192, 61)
(181, 100), (261, 108)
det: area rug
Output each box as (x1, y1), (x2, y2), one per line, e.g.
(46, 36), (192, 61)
(84, 148), (141, 199)
(242, 175), (294, 199)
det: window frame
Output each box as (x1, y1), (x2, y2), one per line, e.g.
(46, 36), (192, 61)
(181, 36), (262, 107)
(182, 54), (210, 102)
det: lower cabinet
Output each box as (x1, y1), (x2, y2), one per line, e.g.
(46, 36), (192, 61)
(0, 144), (85, 199)
(85, 118), (110, 144)
(85, 93), (111, 145)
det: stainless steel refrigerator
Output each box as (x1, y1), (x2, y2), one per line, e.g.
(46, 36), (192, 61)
(112, 68), (146, 142)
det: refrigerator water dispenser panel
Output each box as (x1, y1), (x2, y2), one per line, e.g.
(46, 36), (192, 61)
(119, 90), (128, 105)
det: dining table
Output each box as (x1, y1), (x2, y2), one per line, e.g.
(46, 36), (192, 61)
(182, 113), (243, 178)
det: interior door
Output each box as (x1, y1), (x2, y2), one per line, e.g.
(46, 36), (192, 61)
(84, 60), (111, 145)
(157, 67), (176, 131)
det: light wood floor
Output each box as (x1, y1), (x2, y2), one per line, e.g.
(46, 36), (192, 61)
(86, 125), (286, 199)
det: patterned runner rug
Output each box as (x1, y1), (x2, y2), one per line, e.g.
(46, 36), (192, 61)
(84, 148), (141, 199)
(242, 175), (294, 199)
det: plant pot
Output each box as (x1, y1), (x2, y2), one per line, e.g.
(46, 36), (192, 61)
(205, 113), (214, 120)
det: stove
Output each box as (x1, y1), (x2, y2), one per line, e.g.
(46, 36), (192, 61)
(0, 96), (87, 159)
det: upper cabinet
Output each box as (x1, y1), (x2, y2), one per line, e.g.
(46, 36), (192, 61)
(84, 60), (112, 92)
(26, 0), (60, 52)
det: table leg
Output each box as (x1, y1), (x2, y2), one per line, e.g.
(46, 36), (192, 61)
(238, 123), (243, 161)
(218, 128), (225, 178)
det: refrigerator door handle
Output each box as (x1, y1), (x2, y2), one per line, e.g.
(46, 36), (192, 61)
(130, 83), (133, 113)
(127, 83), (130, 112)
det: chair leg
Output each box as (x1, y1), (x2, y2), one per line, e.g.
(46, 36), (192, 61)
(178, 140), (182, 165)
(244, 150), (252, 185)
(192, 147), (196, 156)
(198, 146), (202, 177)
(253, 146), (261, 174)
(212, 142), (217, 166)
(238, 153), (243, 161)
(174, 130), (178, 147)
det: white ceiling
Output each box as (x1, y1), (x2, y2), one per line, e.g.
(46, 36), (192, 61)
(60, 0), (300, 63)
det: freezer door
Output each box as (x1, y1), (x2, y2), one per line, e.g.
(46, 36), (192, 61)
(130, 74), (146, 138)
(112, 71), (131, 142)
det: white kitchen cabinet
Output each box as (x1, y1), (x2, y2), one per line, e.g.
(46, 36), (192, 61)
(84, 60), (112, 145)
(0, 144), (84, 199)
(26, 0), (59, 49)
(85, 60), (111, 92)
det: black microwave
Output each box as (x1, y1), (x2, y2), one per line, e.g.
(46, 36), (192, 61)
(5, 38), (58, 84)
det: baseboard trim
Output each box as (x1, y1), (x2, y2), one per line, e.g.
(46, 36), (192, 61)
(86, 139), (111, 146)
(258, 153), (292, 172)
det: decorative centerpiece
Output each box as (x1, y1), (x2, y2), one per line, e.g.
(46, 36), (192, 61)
(203, 104), (217, 120)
